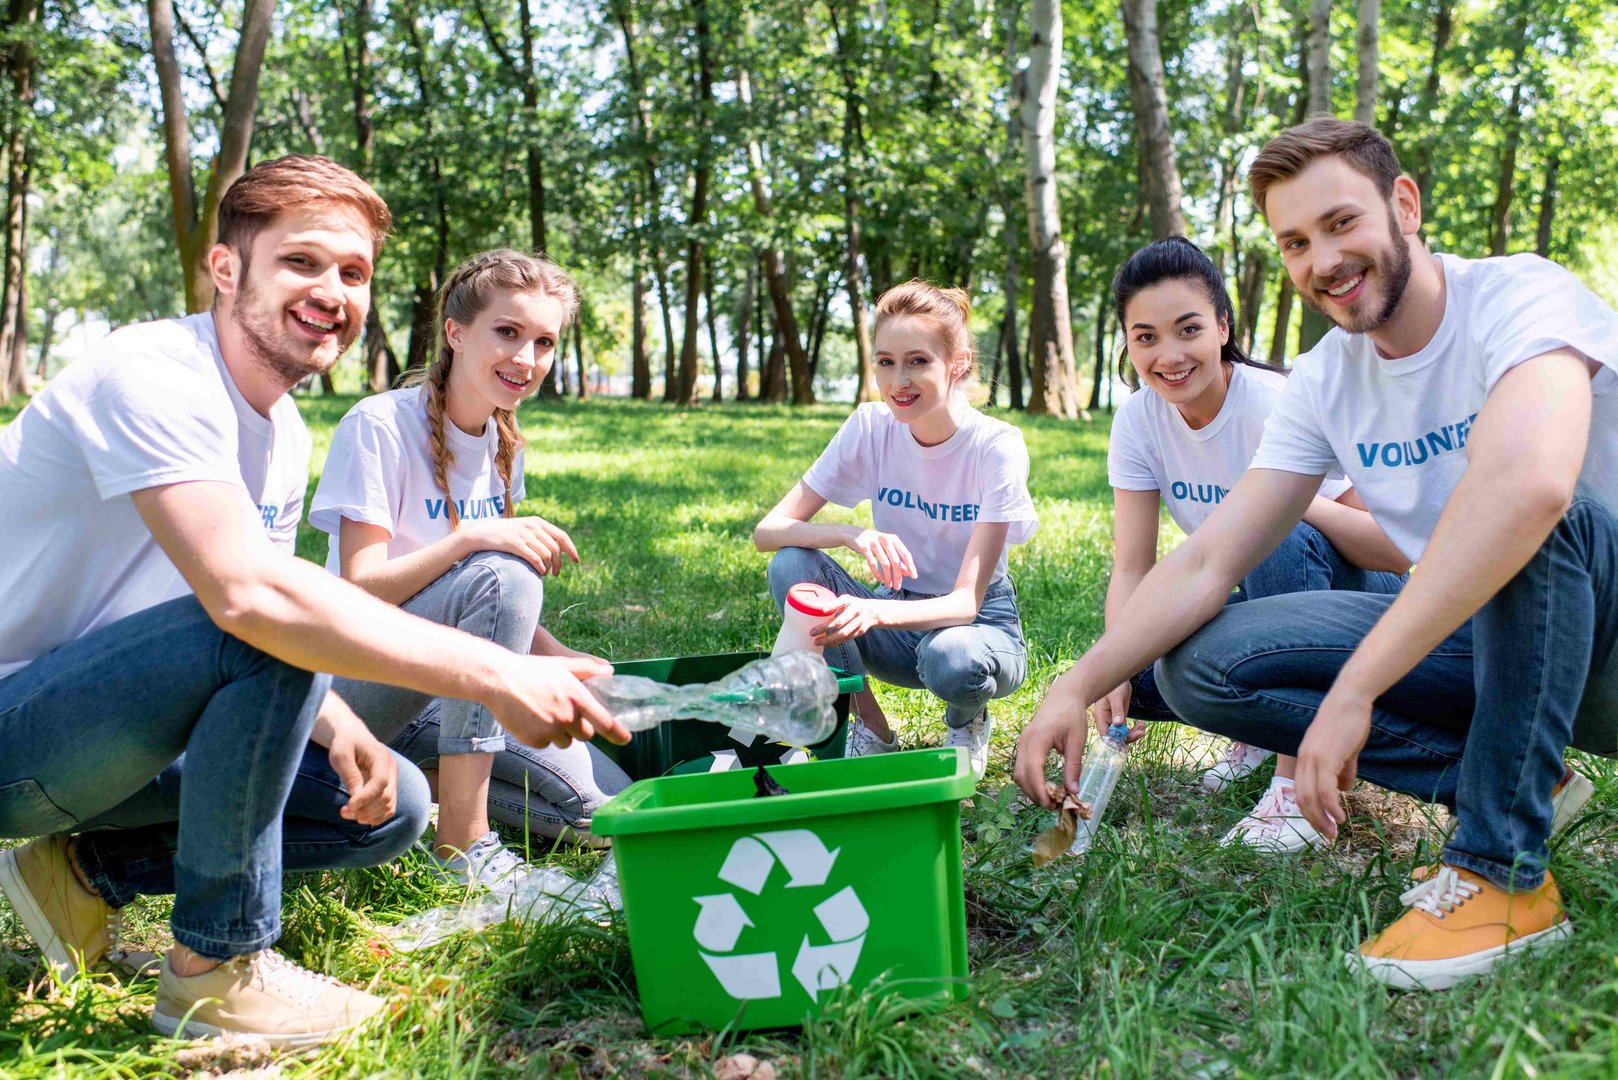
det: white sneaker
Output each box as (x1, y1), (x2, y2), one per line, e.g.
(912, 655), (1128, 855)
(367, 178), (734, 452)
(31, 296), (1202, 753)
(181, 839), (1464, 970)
(943, 709), (991, 780)
(1200, 740), (1274, 793)
(1222, 778), (1322, 853)
(1551, 768), (1595, 837)
(430, 831), (537, 894)
(846, 718), (899, 757)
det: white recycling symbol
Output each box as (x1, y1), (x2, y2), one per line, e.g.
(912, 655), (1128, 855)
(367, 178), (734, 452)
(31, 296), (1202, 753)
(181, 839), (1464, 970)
(691, 828), (869, 1001)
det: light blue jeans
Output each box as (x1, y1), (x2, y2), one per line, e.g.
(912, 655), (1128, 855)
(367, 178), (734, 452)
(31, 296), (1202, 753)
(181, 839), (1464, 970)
(0, 595), (430, 958)
(767, 547), (1027, 728)
(1157, 493), (1618, 890)
(333, 551), (630, 838)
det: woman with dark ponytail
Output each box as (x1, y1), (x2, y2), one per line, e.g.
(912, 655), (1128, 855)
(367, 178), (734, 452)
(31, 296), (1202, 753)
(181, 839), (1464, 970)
(1097, 237), (1409, 850)
(310, 249), (629, 893)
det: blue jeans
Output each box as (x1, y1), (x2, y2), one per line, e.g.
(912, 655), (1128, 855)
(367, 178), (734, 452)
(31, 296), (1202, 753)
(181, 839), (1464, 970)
(767, 547), (1027, 728)
(1157, 493), (1618, 891)
(333, 551), (630, 838)
(1127, 521), (1407, 722)
(0, 596), (428, 958)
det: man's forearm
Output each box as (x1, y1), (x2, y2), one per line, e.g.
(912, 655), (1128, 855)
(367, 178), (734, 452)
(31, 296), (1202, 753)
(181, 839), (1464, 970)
(228, 554), (515, 705)
(1332, 467), (1569, 701)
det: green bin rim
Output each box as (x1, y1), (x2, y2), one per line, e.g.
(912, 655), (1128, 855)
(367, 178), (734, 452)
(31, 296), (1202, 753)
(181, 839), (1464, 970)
(611, 650), (864, 696)
(593, 747), (973, 837)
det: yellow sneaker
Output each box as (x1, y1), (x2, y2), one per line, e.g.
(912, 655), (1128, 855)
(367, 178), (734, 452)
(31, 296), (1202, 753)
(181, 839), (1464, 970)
(0, 836), (120, 980)
(153, 950), (387, 1047)
(1349, 864), (1571, 990)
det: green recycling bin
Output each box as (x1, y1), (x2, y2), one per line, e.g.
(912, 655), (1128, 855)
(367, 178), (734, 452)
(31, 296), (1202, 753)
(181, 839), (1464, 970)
(596, 652), (864, 779)
(592, 748), (974, 1033)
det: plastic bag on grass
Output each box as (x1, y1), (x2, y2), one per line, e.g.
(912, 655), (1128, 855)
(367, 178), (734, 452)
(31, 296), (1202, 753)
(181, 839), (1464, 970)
(384, 853), (621, 953)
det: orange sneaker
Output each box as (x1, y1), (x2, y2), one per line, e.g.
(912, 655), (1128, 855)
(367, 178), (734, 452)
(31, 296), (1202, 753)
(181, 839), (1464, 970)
(1349, 865), (1571, 990)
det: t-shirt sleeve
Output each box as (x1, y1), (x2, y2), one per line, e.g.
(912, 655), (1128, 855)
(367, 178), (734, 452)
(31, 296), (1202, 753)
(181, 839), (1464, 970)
(1473, 255), (1618, 397)
(1106, 397), (1160, 492)
(977, 429), (1039, 545)
(802, 407), (874, 508)
(1250, 365), (1338, 477)
(69, 354), (244, 501)
(309, 408), (404, 538)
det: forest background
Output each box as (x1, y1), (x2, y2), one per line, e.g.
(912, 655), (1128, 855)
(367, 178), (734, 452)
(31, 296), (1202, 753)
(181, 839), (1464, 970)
(0, 0), (1615, 413)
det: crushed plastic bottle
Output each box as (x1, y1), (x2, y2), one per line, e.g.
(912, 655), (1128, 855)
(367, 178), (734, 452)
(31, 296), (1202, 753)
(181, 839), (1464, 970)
(586, 651), (839, 746)
(385, 853), (622, 953)
(1066, 722), (1131, 857)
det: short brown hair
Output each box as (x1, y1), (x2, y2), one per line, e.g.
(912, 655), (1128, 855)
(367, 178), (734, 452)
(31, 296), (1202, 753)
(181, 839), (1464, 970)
(1248, 118), (1403, 217)
(217, 155), (391, 261)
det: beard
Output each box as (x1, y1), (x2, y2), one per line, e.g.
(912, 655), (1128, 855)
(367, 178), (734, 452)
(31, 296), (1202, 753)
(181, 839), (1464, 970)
(230, 273), (360, 387)
(1301, 203), (1414, 336)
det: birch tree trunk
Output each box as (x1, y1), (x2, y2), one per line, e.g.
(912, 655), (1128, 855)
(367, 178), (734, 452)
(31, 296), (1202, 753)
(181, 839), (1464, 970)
(738, 68), (814, 405)
(148, 0), (275, 312)
(1121, 0), (1187, 240)
(1019, 0), (1077, 418)
(1355, 0), (1379, 124)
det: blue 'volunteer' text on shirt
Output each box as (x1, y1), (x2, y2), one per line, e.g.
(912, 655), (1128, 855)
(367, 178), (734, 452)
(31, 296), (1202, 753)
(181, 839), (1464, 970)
(426, 493), (507, 521)
(1355, 413), (1478, 469)
(257, 504), (279, 529)
(877, 486), (980, 523)
(1168, 481), (1228, 505)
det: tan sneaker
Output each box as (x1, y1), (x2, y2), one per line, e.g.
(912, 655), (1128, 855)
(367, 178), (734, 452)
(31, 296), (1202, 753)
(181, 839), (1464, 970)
(1348, 865), (1570, 990)
(0, 836), (121, 980)
(152, 950), (386, 1047)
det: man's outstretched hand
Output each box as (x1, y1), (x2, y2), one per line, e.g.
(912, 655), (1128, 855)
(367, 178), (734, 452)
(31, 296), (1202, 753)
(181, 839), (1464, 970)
(1293, 688), (1375, 842)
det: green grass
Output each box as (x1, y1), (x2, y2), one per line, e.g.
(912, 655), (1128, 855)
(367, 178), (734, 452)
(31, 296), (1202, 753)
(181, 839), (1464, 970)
(5, 395), (1618, 1078)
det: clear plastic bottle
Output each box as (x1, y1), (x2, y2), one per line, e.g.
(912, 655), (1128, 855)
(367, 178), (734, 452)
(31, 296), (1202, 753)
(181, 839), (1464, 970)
(586, 651), (839, 746)
(771, 582), (839, 656)
(1067, 722), (1131, 856)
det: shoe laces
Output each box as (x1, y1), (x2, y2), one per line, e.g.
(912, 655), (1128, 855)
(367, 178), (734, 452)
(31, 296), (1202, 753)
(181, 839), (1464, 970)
(848, 721), (881, 753)
(1236, 785), (1298, 835)
(1400, 866), (1481, 919)
(237, 950), (341, 1008)
(1214, 741), (1267, 771)
(472, 842), (531, 890)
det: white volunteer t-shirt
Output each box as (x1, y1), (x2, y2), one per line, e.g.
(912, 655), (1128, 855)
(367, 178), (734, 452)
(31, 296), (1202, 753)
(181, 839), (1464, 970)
(0, 313), (310, 680)
(1254, 252), (1618, 562)
(802, 402), (1038, 595)
(1108, 362), (1350, 535)
(310, 385), (527, 567)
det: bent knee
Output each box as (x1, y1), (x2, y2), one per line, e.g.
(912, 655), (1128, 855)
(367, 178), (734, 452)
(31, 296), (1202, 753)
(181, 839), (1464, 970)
(917, 629), (995, 696)
(767, 547), (825, 603)
(460, 550), (545, 621)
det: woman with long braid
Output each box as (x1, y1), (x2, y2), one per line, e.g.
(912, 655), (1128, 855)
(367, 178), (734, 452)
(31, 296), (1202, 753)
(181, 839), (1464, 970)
(311, 249), (629, 890)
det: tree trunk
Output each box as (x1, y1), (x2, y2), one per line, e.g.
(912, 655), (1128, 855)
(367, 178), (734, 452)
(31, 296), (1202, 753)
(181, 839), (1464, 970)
(657, 259), (677, 401)
(630, 236), (650, 398)
(1535, 147), (1559, 258)
(1306, 0), (1331, 117)
(33, 229), (57, 381)
(0, 142), (28, 402)
(148, 0), (274, 312)
(343, 0), (395, 392)
(406, 284), (437, 371)
(1237, 250), (1267, 355)
(1411, 0), (1453, 205)
(1121, 0), (1187, 240)
(733, 256), (755, 401)
(1019, 0), (1078, 418)
(1269, 275), (1294, 365)
(1489, 20), (1529, 258)
(738, 68), (814, 405)
(828, 2), (876, 404)
(1355, 0), (1380, 124)
(1298, 4), (1332, 352)
(704, 251), (722, 402)
(1088, 288), (1108, 411)
(574, 311), (589, 399)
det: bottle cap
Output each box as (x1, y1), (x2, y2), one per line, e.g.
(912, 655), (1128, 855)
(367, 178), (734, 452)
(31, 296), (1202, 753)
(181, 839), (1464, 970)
(785, 582), (840, 618)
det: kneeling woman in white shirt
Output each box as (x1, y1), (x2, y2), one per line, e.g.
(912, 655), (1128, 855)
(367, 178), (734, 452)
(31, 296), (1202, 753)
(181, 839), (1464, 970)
(310, 249), (629, 890)
(754, 281), (1039, 780)
(1100, 237), (1410, 850)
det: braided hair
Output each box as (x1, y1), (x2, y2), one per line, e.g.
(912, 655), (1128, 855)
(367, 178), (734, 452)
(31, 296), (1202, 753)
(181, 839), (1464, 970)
(402, 249), (579, 529)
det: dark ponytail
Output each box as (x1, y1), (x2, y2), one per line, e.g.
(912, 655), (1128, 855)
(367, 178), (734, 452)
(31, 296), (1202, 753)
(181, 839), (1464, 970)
(1110, 236), (1282, 391)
